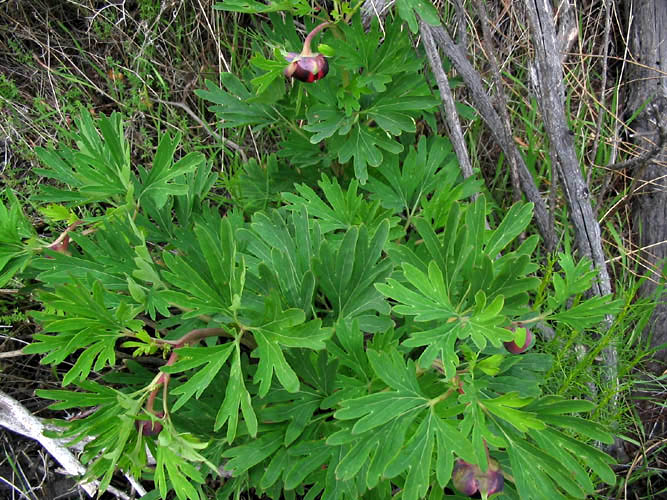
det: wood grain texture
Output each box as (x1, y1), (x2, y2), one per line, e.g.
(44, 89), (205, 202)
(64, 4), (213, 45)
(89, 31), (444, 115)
(626, 0), (667, 366)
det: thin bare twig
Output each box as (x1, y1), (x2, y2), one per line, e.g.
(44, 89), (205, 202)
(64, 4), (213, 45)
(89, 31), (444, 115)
(419, 21), (474, 179)
(156, 99), (247, 162)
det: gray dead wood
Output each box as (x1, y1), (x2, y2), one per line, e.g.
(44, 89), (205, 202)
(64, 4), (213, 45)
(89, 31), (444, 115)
(427, 23), (557, 251)
(522, 0), (613, 294)
(0, 390), (147, 498)
(420, 21), (474, 179)
(625, 0), (667, 369)
(361, 0), (392, 27)
(522, 1), (624, 457)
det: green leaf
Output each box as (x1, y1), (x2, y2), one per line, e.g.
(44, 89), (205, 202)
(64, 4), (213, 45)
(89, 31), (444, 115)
(0, 189), (35, 287)
(513, 439), (588, 498)
(277, 131), (337, 169)
(476, 354), (505, 376)
(155, 429), (213, 500)
(161, 217), (242, 318)
(377, 261), (457, 322)
(396, 0), (441, 33)
(327, 318), (373, 381)
(284, 440), (333, 489)
(259, 389), (321, 446)
(483, 393), (546, 433)
(540, 428), (616, 485)
(250, 52), (288, 95)
(551, 295), (623, 328)
(283, 174), (397, 235)
(34, 111), (132, 206)
(232, 154), (309, 211)
(245, 291), (332, 396)
(363, 136), (455, 214)
(540, 414), (615, 444)
(222, 430), (284, 475)
(335, 390), (427, 435)
(214, 0), (311, 15)
(37, 380), (120, 410)
(196, 75), (278, 130)
(329, 15), (424, 92)
(33, 221), (136, 290)
(484, 202), (534, 256)
(162, 343), (235, 411)
(524, 395), (596, 415)
(138, 131), (204, 209)
(384, 414), (434, 500)
(215, 345), (257, 442)
(304, 106), (353, 143)
(25, 279), (141, 384)
(364, 75), (439, 136)
(508, 443), (570, 499)
(334, 123), (403, 184)
(240, 207), (320, 312)
(314, 222), (393, 331)
(38, 204), (77, 223)
(532, 430), (594, 494)
(366, 348), (422, 393)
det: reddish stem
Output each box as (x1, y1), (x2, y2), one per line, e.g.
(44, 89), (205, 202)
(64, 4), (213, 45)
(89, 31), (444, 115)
(301, 22), (331, 56)
(48, 220), (83, 248)
(146, 327), (237, 416)
(146, 349), (179, 414)
(154, 327), (229, 348)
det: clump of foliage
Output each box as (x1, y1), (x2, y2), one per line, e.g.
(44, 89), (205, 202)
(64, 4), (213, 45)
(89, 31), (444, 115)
(0, 1), (626, 499)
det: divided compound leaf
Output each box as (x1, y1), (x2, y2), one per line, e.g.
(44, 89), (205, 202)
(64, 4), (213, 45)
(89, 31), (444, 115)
(138, 131), (205, 209)
(215, 345), (258, 442)
(314, 221), (392, 331)
(162, 343), (236, 412)
(0, 189), (35, 286)
(244, 291), (333, 396)
(196, 74), (279, 130)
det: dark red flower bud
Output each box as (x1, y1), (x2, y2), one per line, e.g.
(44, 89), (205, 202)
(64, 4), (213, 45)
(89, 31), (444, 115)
(46, 234), (70, 258)
(452, 459), (504, 498)
(284, 53), (329, 82)
(136, 411), (164, 436)
(452, 459), (478, 496)
(503, 327), (533, 354)
(284, 22), (331, 83)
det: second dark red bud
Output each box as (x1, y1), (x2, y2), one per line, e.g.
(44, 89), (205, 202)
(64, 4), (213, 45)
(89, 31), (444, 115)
(503, 326), (533, 354)
(452, 458), (504, 498)
(136, 411), (164, 436)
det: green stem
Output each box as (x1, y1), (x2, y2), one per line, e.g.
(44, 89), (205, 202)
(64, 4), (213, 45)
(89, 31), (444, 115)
(344, 0), (368, 22)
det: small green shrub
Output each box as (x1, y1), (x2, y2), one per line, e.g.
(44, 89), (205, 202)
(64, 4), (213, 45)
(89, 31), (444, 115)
(0, 2), (625, 499)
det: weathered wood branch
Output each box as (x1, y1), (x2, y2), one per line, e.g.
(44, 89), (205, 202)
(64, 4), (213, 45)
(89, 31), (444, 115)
(522, 3), (621, 448)
(427, 23), (557, 251)
(523, 0), (613, 297)
(362, 2), (555, 250)
(625, 0), (667, 368)
(420, 21), (474, 179)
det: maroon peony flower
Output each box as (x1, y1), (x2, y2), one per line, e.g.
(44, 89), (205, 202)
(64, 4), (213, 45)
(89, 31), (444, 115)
(452, 458), (504, 498)
(284, 22), (331, 83)
(136, 411), (164, 436)
(504, 326), (533, 354)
